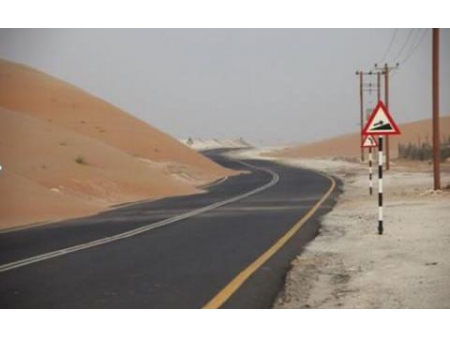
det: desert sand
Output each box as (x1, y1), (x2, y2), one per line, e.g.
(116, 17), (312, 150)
(274, 158), (450, 308)
(0, 59), (235, 230)
(0, 59), (230, 174)
(273, 115), (450, 159)
(181, 138), (252, 151)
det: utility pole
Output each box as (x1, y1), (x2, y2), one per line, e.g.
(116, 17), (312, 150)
(359, 71), (364, 162)
(432, 28), (441, 190)
(384, 64), (390, 171)
(374, 63), (399, 170)
(377, 71), (381, 102)
(356, 70), (379, 162)
(372, 71), (381, 198)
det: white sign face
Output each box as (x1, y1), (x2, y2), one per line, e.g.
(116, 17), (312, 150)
(363, 101), (401, 136)
(361, 135), (378, 148)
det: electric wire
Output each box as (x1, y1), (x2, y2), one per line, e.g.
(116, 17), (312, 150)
(392, 29), (416, 62)
(399, 29), (429, 65)
(401, 28), (422, 59)
(379, 28), (398, 64)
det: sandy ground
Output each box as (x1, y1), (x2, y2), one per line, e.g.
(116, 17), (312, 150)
(233, 148), (450, 308)
(0, 59), (236, 230)
(180, 138), (252, 151)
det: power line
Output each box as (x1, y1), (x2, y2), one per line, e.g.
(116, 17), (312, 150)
(399, 29), (429, 65)
(392, 29), (416, 62)
(379, 29), (398, 64)
(402, 28), (422, 58)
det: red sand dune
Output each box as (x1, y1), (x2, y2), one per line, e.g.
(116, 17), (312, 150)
(0, 59), (235, 230)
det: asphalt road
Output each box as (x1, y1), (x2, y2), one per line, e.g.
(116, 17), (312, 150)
(0, 150), (340, 308)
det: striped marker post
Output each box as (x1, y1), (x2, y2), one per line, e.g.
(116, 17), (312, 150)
(362, 101), (401, 235)
(378, 136), (383, 235)
(369, 147), (373, 195)
(362, 135), (377, 196)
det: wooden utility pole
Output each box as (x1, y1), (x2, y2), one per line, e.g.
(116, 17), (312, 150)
(372, 71), (381, 198)
(432, 28), (441, 190)
(356, 70), (380, 162)
(377, 71), (381, 104)
(374, 63), (399, 170)
(384, 63), (390, 170)
(359, 71), (364, 162)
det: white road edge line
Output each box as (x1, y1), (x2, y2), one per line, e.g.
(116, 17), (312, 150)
(200, 176), (228, 189)
(0, 159), (279, 274)
(212, 176), (228, 187)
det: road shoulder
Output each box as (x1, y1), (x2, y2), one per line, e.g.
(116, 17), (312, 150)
(232, 148), (450, 308)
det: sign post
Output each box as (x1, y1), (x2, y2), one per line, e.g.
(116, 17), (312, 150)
(362, 101), (401, 235)
(377, 136), (384, 234)
(361, 135), (378, 196)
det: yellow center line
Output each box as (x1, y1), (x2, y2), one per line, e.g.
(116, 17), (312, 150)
(202, 171), (336, 309)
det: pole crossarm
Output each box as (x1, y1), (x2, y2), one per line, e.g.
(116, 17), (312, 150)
(374, 63), (399, 74)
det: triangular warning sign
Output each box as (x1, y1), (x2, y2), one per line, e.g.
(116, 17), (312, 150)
(361, 135), (378, 148)
(362, 101), (401, 136)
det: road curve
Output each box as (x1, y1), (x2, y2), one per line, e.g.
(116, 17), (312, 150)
(0, 150), (340, 308)
(0, 159), (279, 274)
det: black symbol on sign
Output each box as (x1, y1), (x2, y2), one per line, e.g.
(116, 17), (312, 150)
(372, 120), (393, 131)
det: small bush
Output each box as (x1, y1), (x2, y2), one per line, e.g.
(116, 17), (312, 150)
(75, 156), (87, 165)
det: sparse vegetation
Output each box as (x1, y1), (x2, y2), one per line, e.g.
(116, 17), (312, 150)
(59, 141), (67, 146)
(75, 156), (87, 165)
(398, 136), (450, 162)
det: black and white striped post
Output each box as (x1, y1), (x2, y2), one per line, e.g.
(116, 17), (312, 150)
(369, 147), (373, 195)
(377, 136), (383, 235)
(362, 101), (400, 235)
(362, 135), (376, 195)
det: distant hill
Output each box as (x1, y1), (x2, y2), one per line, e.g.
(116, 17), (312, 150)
(272, 115), (450, 160)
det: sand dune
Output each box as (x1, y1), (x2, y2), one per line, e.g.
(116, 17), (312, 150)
(0, 59), (235, 230)
(0, 170), (100, 229)
(0, 108), (205, 229)
(273, 115), (450, 159)
(0, 59), (230, 176)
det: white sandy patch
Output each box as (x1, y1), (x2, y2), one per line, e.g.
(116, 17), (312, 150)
(232, 147), (450, 308)
(179, 138), (251, 151)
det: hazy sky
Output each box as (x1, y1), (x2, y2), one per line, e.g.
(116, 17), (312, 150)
(0, 29), (448, 145)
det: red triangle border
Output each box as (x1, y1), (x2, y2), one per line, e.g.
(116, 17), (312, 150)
(362, 100), (401, 136)
(361, 135), (378, 148)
